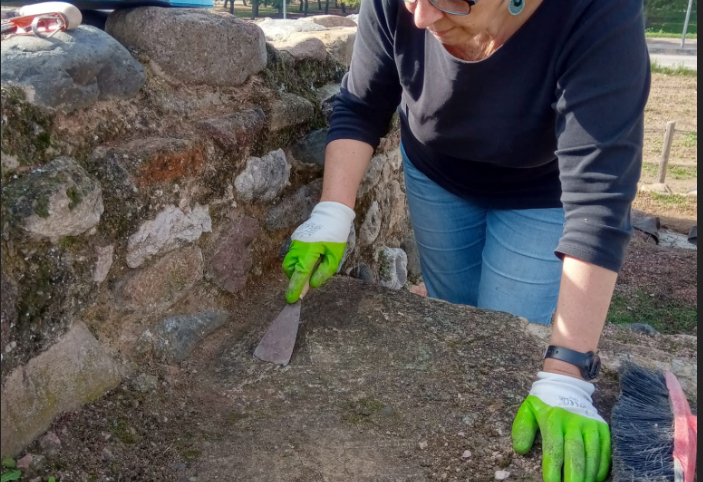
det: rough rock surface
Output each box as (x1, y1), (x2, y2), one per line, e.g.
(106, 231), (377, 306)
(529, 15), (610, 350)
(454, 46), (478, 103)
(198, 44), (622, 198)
(291, 129), (327, 167)
(307, 14), (358, 28)
(91, 138), (205, 189)
(378, 247), (408, 291)
(257, 18), (327, 42)
(209, 217), (259, 294)
(2, 157), (103, 239)
(106, 8), (266, 87)
(270, 93), (315, 132)
(300, 28), (357, 67)
(93, 244), (115, 284)
(126, 204), (211, 268)
(142, 311), (230, 363)
(1, 26), (145, 112)
(358, 153), (386, 197)
(271, 34), (328, 62)
(380, 179), (407, 234)
(316, 83), (341, 121)
(0, 322), (127, 457)
(360, 201), (382, 246)
(266, 179), (323, 231)
(196, 108), (267, 152)
(234, 149), (291, 203)
(120, 246), (204, 312)
(339, 224), (357, 272)
(402, 231), (423, 281)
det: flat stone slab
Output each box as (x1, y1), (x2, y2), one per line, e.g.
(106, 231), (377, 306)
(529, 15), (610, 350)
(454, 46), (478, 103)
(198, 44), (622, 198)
(12, 277), (695, 480)
(185, 277), (613, 480)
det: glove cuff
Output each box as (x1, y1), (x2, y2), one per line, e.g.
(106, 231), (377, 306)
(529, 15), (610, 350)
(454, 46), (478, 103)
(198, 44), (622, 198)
(291, 202), (355, 244)
(530, 372), (605, 424)
(536, 371), (596, 396)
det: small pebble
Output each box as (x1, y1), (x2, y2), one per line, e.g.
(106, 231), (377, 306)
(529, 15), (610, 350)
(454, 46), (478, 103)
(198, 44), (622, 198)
(419, 441), (428, 450)
(17, 454), (33, 470)
(461, 450), (472, 459)
(495, 470), (511, 481)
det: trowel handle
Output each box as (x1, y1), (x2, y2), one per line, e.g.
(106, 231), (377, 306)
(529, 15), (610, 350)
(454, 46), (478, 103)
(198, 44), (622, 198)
(299, 257), (322, 301)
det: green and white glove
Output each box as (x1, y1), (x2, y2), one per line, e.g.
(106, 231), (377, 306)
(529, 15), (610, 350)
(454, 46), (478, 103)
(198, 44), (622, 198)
(282, 201), (355, 304)
(512, 372), (611, 482)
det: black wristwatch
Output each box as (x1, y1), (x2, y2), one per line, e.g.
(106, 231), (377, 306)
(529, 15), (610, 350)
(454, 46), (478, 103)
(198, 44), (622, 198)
(544, 346), (602, 381)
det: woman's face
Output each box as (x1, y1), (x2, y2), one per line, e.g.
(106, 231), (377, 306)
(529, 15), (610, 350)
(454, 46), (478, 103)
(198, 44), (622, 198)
(403, 0), (492, 47)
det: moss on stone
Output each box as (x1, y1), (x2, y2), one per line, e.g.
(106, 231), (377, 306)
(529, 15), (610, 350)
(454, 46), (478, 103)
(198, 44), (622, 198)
(66, 186), (83, 210)
(0, 87), (55, 167)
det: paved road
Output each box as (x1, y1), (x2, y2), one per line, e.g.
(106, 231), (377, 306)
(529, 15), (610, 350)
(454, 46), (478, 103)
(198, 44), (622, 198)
(647, 37), (697, 71)
(651, 53), (698, 70)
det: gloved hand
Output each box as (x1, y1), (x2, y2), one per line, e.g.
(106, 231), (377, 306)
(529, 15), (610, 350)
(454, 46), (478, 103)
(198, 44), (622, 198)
(282, 201), (355, 303)
(512, 372), (611, 482)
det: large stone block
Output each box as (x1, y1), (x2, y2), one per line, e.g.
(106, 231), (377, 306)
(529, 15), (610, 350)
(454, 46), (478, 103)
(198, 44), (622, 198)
(270, 34), (328, 62)
(234, 149), (291, 203)
(1, 26), (145, 112)
(106, 8), (267, 87)
(126, 204), (211, 268)
(0, 322), (127, 457)
(291, 129), (327, 168)
(270, 93), (315, 132)
(265, 179), (322, 232)
(209, 217), (259, 294)
(257, 18), (327, 42)
(120, 246), (204, 312)
(91, 138), (205, 189)
(141, 311), (230, 363)
(306, 15), (358, 28)
(196, 108), (267, 152)
(2, 157), (103, 240)
(301, 28), (357, 67)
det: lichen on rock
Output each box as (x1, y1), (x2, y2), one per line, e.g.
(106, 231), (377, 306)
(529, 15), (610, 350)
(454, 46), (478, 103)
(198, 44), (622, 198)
(2, 157), (103, 240)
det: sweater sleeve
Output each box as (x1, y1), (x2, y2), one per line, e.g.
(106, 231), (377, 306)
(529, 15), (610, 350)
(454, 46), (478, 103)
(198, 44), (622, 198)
(554, 0), (651, 273)
(326, 0), (402, 148)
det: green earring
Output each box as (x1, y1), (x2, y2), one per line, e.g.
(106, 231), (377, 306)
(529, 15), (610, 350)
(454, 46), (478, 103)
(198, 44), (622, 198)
(509, 0), (525, 15)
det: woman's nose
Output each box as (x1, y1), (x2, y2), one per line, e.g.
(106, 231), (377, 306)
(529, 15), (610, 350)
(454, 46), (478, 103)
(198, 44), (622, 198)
(413, 0), (444, 30)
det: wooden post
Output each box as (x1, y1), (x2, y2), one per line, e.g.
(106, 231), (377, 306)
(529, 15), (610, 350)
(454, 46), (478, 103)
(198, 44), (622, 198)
(657, 121), (676, 184)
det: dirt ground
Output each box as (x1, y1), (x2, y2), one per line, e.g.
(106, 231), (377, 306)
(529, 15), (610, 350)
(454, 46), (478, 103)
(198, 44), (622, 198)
(639, 73), (698, 198)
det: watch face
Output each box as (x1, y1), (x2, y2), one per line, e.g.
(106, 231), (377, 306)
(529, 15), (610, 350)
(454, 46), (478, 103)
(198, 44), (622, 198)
(584, 353), (602, 380)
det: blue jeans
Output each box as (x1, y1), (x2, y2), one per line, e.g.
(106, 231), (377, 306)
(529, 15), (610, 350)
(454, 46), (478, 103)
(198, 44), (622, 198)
(402, 146), (566, 325)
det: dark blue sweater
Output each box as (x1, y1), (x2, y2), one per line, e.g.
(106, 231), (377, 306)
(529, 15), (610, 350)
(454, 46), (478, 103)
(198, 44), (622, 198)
(328, 0), (651, 272)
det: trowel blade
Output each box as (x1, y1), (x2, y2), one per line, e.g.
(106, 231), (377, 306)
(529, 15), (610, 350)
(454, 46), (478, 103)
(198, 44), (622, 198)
(253, 301), (302, 366)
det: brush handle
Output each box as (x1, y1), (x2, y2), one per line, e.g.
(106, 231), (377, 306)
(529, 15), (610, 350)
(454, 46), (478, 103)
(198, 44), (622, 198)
(665, 372), (697, 482)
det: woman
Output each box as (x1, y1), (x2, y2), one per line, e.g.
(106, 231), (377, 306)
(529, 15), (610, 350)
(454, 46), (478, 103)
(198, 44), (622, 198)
(283, 0), (650, 480)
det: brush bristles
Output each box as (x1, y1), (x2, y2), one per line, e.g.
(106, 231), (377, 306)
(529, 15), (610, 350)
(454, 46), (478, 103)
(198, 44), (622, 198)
(611, 363), (676, 482)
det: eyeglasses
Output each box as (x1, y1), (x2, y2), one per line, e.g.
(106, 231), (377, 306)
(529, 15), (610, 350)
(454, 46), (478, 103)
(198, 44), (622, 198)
(404, 0), (478, 16)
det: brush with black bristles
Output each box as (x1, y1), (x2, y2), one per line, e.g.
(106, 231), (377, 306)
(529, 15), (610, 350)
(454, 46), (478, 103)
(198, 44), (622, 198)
(611, 362), (697, 482)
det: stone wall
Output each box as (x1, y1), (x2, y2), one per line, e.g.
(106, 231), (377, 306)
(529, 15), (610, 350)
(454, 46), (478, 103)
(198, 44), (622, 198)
(0, 9), (412, 457)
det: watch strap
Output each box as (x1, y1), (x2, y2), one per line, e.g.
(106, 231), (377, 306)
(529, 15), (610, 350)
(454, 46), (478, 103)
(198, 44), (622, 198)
(544, 346), (601, 380)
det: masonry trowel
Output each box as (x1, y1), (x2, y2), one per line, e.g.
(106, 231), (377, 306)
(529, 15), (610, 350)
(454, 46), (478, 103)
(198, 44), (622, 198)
(253, 259), (319, 366)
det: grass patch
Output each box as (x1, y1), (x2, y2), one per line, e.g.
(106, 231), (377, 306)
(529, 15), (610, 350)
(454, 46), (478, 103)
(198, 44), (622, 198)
(651, 62), (698, 77)
(683, 131), (697, 148)
(642, 163), (697, 180)
(609, 290), (697, 334)
(651, 192), (695, 208)
(646, 30), (697, 39)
